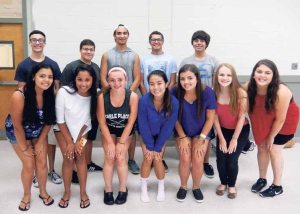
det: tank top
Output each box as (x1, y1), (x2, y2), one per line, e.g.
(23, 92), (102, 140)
(107, 47), (136, 88)
(5, 90), (45, 140)
(104, 89), (132, 137)
(216, 103), (239, 129)
(249, 95), (299, 144)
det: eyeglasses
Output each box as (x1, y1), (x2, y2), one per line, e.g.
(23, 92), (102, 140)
(81, 47), (95, 52)
(150, 38), (163, 43)
(30, 38), (45, 43)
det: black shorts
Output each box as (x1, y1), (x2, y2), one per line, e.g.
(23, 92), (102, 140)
(87, 118), (99, 141)
(273, 134), (294, 145)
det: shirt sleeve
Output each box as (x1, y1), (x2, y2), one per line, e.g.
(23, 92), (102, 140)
(154, 96), (179, 152)
(138, 96), (155, 151)
(55, 88), (66, 124)
(14, 63), (27, 82)
(170, 57), (178, 74)
(205, 87), (217, 109)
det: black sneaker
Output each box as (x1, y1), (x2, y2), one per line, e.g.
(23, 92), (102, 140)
(71, 170), (79, 184)
(162, 160), (169, 173)
(192, 188), (204, 203)
(251, 178), (267, 193)
(87, 162), (103, 171)
(204, 163), (214, 178)
(104, 191), (114, 205)
(259, 184), (283, 197)
(176, 187), (187, 202)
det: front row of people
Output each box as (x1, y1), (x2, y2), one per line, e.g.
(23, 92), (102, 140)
(5, 60), (299, 211)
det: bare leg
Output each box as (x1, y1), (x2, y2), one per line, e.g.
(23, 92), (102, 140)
(85, 140), (93, 165)
(177, 139), (191, 188)
(115, 137), (130, 192)
(257, 145), (270, 179)
(270, 144), (284, 185)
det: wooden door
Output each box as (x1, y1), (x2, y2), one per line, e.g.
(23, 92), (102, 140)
(0, 23), (24, 132)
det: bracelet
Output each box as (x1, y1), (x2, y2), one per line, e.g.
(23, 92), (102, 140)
(119, 142), (125, 144)
(199, 133), (207, 140)
(179, 135), (187, 140)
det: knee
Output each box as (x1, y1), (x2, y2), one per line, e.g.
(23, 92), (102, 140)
(180, 153), (191, 164)
(115, 155), (126, 166)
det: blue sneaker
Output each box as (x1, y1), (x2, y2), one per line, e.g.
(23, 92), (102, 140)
(128, 160), (140, 175)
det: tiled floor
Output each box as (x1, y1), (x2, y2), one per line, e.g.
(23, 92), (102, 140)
(0, 140), (299, 214)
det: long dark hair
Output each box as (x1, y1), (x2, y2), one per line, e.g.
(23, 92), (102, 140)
(23, 63), (56, 125)
(177, 64), (203, 120)
(64, 64), (98, 119)
(147, 70), (172, 116)
(248, 59), (280, 113)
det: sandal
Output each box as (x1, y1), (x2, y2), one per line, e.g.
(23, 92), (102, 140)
(58, 198), (69, 208)
(39, 195), (54, 206)
(18, 201), (30, 211)
(80, 198), (90, 209)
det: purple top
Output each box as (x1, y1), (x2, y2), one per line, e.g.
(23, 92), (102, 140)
(173, 86), (216, 137)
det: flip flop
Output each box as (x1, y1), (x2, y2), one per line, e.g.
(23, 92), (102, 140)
(18, 200), (30, 211)
(39, 195), (54, 206)
(80, 198), (90, 209)
(58, 198), (69, 208)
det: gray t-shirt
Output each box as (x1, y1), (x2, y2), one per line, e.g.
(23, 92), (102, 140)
(107, 47), (137, 89)
(60, 59), (100, 88)
(179, 54), (218, 87)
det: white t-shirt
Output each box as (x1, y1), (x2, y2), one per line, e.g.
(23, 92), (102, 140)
(141, 53), (177, 92)
(56, 86), (91, 142)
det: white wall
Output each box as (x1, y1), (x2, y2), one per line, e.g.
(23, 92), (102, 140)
(29, 0), (300, 76)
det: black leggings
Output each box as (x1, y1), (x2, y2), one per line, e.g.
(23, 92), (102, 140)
(216, 124), (250, 187)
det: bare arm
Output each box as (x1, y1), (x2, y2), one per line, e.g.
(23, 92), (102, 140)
(100, 53), (110, 89)
(139, 73), (147, 95)
(129, 54), (141, 92)
(168, 73), (176, 90)
(119, 92), (139, 143)
(10, 91), (27, 151)
(97, 93), (114, 144)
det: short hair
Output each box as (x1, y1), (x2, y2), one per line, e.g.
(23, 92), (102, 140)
(149, 31), (164, 42)
(29, 30), (46, 40)
(191, 30), (210, 48)
(80, 39), (95, 50)
(113, 24), (129, 36)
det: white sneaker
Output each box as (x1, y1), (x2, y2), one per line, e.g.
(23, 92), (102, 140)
(32, 176), (39, 188)
(48, 170), (62, 184)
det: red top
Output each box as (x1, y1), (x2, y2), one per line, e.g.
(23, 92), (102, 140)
(249, 95), (299, 144)
(216, 103), (248, 129)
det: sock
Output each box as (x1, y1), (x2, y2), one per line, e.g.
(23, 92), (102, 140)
(141, 177), (150, 202)
(157, 179), (165, 201)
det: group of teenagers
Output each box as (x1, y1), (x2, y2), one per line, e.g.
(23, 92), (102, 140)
(4, 25), (299, 211)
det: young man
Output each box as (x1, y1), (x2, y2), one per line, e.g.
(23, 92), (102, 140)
(100, 24), (141, 174)
(14, 30), (63, 186)
(60, 39), (102, 183)
(179, 30), (219, 178)
(140, 31), (177, 172)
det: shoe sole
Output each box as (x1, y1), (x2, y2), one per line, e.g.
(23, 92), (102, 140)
(194, 199), (204, 203)
(205, 174), (214, 179)
(176, 198), (185, 202)
(129, 170), (140, 175)
(259, 191), (283, 198)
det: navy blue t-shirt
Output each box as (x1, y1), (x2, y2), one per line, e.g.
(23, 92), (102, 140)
(14, 56), (61, 82)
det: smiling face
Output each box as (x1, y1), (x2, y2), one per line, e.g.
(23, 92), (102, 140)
(29, 33), (46, 53)
(108, 70), (127, 91)
(114, 26), (129, 46)
(75, 70), (93, 96)
(217, 65), (233, 87)
(253, 64), (273, 87)
(192, 38), (207, 53)
(80, 45), (95, 63)
(179, 70), (198, 92)
(34, 68), (53, 91)
(149, 74), (167, 99)
(149, 34), (164, 52)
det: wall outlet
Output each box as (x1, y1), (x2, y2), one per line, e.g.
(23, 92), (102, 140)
(291, 63), (298, 70)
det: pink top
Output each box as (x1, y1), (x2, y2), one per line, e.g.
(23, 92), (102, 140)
(249, 95), (299, 144)
(216, 103), (248, 129)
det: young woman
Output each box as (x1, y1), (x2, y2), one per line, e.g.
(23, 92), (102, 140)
(97, 66), (138, 205)
(213, 63), (250, 199)
(5, 64), (56, 211)
(173, 64), (216, 203)
(246, 59), (299, 198)
(56, 64), (97, 208)
(138, 70), (179, 202)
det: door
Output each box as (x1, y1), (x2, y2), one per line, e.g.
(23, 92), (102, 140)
(0, 23), (24, 136)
